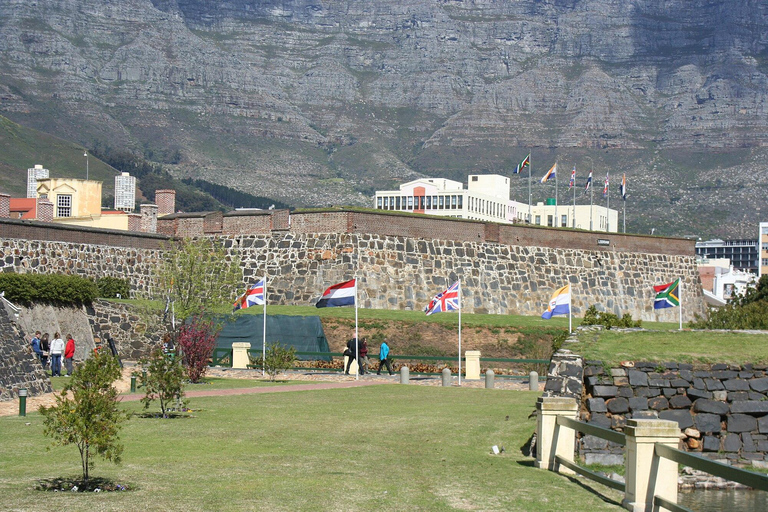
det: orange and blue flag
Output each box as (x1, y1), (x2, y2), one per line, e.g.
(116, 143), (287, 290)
(541, 284), (571, 319)
(540, 163), (557, 183)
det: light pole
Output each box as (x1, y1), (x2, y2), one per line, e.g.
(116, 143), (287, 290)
(585, 156), (594, 231)
(84, 151), (89, 180)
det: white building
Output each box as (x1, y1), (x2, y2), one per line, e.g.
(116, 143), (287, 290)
(373, 174), (617, 232)
(760, 222), (768, 280)
(698, 257), (757, 306)
(114, 172), (136, 212)
(27, 164), (49, 198)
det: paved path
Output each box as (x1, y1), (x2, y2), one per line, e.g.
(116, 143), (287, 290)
(119, 379), (386, 402)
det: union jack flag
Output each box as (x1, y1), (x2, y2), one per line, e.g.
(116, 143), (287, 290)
(233, 279), (265, 312)
(424, 281), (460, 316)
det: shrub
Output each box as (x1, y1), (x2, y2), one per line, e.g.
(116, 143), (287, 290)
(176, 315), (219, 383)
(581, 305), (641, 329)
(39, 351), (128, 483)
(0, 273), (98, 305)
(97, 277), (130, 299)
(250, 342), (296, 381)
(137, 345), (186, 418)
(689, 276), (768, 330)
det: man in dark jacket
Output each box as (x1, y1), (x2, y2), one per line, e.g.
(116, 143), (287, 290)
(344, 337), (358, 375)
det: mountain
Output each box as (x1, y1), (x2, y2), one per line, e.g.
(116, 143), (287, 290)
(1, 0), (767, 238)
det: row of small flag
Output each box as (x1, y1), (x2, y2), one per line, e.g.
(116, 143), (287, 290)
(514, 155), (628, 200)
(233, 277), (681, 316)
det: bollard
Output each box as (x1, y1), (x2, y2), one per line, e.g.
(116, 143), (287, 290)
(18, 389), (27, 417)
(130, 375), (137, 393)
(442, 367), (451, 387)
(400, 365), (409, 384)
(529, 371), (539, 392)
(485, 369), (495, 389)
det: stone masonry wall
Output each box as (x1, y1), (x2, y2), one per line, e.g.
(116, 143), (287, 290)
(87, 300), (166, 361)
(0, 306), (51, 400)
(1, 216), (705, 321)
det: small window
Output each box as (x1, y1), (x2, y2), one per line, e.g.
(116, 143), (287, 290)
(547, 215), (553, 227)
(439, 196), (444, 209)
(561, 215), (567, 227)
(451, 196), (457, 209)
(457, 196), (462, 209)
(56, 194), (72, 218)
(471, 176), (478, 181)
(408, 196), (414, 209)
(377, 197), (383, 209)
(535, 215), (541, 225)
(396, 197), (401, 209)
(426, 196), (431, 209)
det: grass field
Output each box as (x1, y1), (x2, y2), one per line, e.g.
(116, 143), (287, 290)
(0, 386), (626, 512)
(568, 329), (768, 366)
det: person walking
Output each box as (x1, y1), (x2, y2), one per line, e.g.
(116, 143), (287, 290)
(344, 337), (358, 375)
(30, 331), (43, 364)
(49, 332), (65, 377)
(64, 334), (76, 376)
(40, 333), (50, 369)
(359, 337), (369, 375)
(377, 339), (394, 375)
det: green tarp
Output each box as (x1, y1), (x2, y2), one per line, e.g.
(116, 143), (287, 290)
(214, 315), (331, 361)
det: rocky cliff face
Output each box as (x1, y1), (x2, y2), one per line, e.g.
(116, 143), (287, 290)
(1, 0), (767, 237)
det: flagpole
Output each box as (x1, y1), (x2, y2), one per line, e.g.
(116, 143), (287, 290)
(554, 161), (558, 227)
(262, 276), (267, 377)
(569, 284), (572, 333)
(572, 168), (576, 229)
(679, 277), (683, 331)
(355, 281), (359, 380)
(458, 279), (462, 386)
(606, 174), (610, 232)
(623, 195), (626, 234)
(528, 151), (532, 223)
(590, 162), (594, 231)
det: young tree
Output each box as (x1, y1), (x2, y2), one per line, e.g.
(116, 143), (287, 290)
(155, 237), (242, 321)
(138, 345), (186, 418)
(177, 314), (219, 383)
(251, 342), (296, 381)
(39, 352), (128, 483)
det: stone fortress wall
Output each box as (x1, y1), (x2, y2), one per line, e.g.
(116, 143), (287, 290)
(0, 209), (706, 321)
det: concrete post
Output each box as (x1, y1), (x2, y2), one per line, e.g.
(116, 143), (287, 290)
(485, 369), (494, 389)
(231, 342), (251, 369)
(442, 367), (451, 386)
(622, 419), (680, 512)
(400, 365), (409, 384)
(534, 396), (579, 474)
(465, 350), (481, 379)
(529, 371), (539, 391)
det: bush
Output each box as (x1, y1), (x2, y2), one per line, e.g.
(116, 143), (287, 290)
(581, 305), (641, 329)
(689, 276), (768, 330)
(176, 315), (218, 383)
(0, 273), (98, 305)
(249, 342), (296, 381)
(97, 277), (130, 299)
(137, 345), (186, 418)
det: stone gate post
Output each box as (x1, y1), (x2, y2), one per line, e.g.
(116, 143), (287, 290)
(622, 419), (679, 512)
(534, 396), (579, 474)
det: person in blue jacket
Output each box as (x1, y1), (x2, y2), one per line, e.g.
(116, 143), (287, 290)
(30, 331), (43, 363)
(377, 339), (394, 375)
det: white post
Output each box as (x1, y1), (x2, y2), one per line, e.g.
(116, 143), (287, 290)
(355, 278), (359, 381)
(572, 169), (576, 229)
(535, 396), (579, 473)
(262, 276), (267, 376)
(606, 174), (610, 232)
(554, 162), (558, 226)
(569, 285), (573, 333)
(458, 279), (462, 386)
(528, 152), (532, 223)
(622, 419), (679, 512)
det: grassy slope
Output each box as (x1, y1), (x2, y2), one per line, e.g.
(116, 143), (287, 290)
(0, 387), (625, 511)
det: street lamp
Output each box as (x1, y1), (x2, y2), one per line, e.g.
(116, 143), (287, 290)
(84, 151), (89, 180)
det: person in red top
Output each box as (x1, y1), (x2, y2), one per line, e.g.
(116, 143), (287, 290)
(64, 335), (76, 376)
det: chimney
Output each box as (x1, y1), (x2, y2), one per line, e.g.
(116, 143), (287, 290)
(127, 213), (142, 232)
(0, 193), (9, 218)
(140, 204), (158, 233)
(155, 189), (176, 216)
(37, 198), (53, 222)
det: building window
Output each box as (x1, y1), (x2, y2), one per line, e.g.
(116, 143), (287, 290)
(377, 197), (383, 209)
(426, 196), (431, 209)
(56, 194), (72, 218)
(561, 215), (567, 227)
(535, 215), (541, 225)
(408, 196), (414, 209)
(547, 215), (553, 227)
(451, 195), (457, 209)
(439, 196), (444, 209)
(457, 196), (462, 209)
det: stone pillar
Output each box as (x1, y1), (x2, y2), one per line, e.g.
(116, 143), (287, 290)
(36, 198), (53, 222)
(140, 204), (158, 233)
(622, 419), (679, 512)
(231, 343), (251, 369)
(0, 193), (9, 218)
(155, 189), (176, 216)
(535, 396), (579, 474)
(465, 350), (481, 380)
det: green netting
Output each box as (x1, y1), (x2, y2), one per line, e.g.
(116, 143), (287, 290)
(214, 314), (331, 361)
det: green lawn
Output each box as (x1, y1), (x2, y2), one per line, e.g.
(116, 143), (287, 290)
(568, 330), (768, 366)
(49, 375), (317, 394)
(0, 386), (624, 511)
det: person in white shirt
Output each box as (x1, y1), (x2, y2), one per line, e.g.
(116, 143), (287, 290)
(49, 332), (65, 377)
